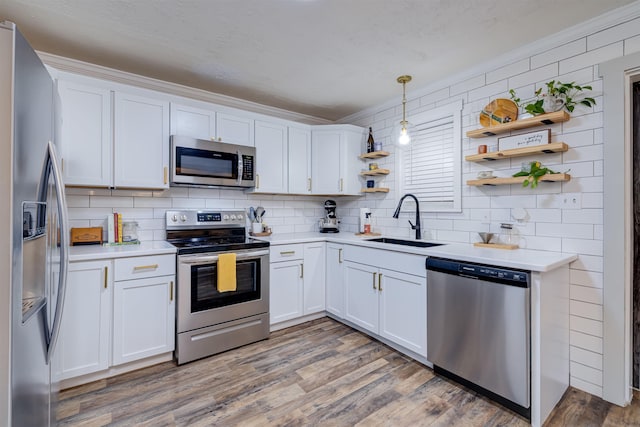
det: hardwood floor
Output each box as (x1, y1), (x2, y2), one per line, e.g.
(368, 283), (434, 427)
(57, 318), (640, 426)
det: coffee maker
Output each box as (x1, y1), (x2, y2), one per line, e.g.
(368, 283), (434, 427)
(319, 199), (340, 233)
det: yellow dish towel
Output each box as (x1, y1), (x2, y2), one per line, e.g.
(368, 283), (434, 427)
(217, 253), (237, 292)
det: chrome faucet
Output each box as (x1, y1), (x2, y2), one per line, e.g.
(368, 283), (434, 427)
(393, 193), (421, 240)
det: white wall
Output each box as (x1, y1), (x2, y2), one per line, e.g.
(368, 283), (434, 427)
(338, 9), (640, 398)
(59, 4), (640, 400)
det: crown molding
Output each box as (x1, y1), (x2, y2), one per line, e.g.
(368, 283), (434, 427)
(339, 1), (640, 124)
(37, 51), (332, 125)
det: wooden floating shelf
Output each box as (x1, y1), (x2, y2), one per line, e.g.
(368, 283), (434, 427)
(465, 142), (568, 162)
(359, 150), (390, 159)
(466, 173), (571, 187)
(360, 169), (390, 176)
(361, 187), (390, 193)
(466, 111), (570, 138)
(474, 242), (519, 250)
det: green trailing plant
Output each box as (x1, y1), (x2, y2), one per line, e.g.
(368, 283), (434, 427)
(509, 80), (596, 115)
(512, 161), (558, 188)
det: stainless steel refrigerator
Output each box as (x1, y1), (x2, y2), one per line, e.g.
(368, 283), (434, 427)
(0, 22), (69, 426)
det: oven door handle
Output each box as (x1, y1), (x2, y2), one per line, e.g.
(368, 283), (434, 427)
(179, 250), (269, 265)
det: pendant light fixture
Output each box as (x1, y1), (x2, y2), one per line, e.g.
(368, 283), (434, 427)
(393, 75), (414, 146)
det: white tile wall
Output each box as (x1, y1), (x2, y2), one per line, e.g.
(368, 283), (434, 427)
(338, 14), (640, 398)
(63, 11), (640, 399)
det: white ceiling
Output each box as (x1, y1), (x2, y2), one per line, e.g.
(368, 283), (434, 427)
(0, 0), (636, 121)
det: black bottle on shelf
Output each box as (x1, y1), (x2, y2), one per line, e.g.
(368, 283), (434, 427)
(367, 127), (375, 153)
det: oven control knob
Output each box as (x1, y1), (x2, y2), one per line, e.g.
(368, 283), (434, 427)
(237, 214), (244, 221)
(171, 214), (178, 222)
(223, 215), (230, 221)
(180, 215), (187, 222)
(230, 215), (237, 220)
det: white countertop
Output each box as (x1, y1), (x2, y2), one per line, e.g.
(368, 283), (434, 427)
(258, 232), (577, 272)
(69, 241), (176, 262)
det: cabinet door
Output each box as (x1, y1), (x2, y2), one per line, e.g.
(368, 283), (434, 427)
(216, 112), (254, 146)
(339, 128), (364, 195)
(288, 126), (312, 194)
(344, 261), (379, 334)
(114, 92), (170, 189)
(112, 276), (175, 365)
(311, 130), (342, 194)
(57, 260), (111, 380)
(303, 242), (325, 314)
(379, 268), (427, 357)
(253, 120), (288, 193)
(57, 80), (112, 187)
(170, 103), (216, 140)
(270, 260), (304, 324)
(325, 243), (345, 318)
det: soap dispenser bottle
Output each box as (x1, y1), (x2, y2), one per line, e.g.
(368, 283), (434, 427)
(364, 212), (372, 234)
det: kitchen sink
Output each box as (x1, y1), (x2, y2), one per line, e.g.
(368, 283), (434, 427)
(366, 237), (445, 248)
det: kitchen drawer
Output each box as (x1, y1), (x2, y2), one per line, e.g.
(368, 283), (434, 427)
(270, 244), (304, 262)
(343, 245), (426, 277)
(114, 254), (176, 281)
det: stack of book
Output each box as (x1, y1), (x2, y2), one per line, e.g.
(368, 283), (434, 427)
(104, 212), (139, 246)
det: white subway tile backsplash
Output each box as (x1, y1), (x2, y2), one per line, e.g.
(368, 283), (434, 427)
(570, 269), (603, 288)
(559, 43), (623, 74)
(570, 330), (603, 354)
(486, 59), (530, 84)
(563, 144), (603, 163)
(66, 195), (90, 208)
(450, 74), (485, 96)
(570, 346), (603, 370)
(563, 238), (603, 256)
(570, 254), (603, 273)
(134, 197), (173, 208)
(519, 235), (561, 251)
(536, 223), (593, 239)
(531, 38), (587, 69)
(570, 300), (603, 321)
(467, 80), (509, 103)
(571, 285), (603, 305)
(508, 63), (558, 89)
(563, 209), (602, 225)
(588, 17), (640, 50)
(90, 196), (133, 208)
(570, 315), (603, 337)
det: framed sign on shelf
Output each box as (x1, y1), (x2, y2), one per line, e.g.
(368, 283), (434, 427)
(498, 129), (550, 151)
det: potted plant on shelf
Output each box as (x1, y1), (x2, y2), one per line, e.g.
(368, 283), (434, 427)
(512, 161), (561, 188)
(509, 80), (596, 116)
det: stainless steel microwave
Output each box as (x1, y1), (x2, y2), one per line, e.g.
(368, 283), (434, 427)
(170, 135), (256, 188)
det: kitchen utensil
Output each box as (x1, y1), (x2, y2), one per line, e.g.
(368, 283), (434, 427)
(249, 207), (256, 222)
(255, 206), (265, 222)
(479, 98), (518, 127)
(478, 232), (494, 244)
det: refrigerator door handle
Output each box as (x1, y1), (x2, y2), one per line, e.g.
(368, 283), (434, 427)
(40, 141), (70, 364)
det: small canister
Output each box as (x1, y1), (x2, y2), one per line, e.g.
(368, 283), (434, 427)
(369, 163), (378, 170)
(478, 144), (487, 154)
(366, 180), (375, 188)
(373, 141), (383, 152)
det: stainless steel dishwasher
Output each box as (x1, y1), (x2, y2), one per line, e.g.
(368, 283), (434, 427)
(426, 257), (531, 419)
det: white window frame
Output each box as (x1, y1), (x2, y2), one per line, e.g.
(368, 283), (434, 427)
(396, 100), (462, 213)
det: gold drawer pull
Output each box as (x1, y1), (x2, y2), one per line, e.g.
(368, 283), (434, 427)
(133, 264), (159, 271)
(372, 272), (377, 290)
(378, 273), (383, 291)
(300, 264), (304, 279)
(280, 251), (296, 256)
(338, 248), (343, 263)
(104, 266), (108, 289)
(163, 166), (168, 184)
(170, 281), (174, 301)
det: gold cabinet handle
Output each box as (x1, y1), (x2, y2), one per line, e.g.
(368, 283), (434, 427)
(256, 174), (260, 189)
(104, 266), (108, 289)
(300, 263), (304, 279)
(133, 264), (159, 271)
(170, 281), (174, 301)
(307, 178), (311, 191)
(340, 178), (344, 192)
(372, 272), (377, 290)
(378, 273), (383, 291)
(338, 248), (343, 264)
(61, 158), (64, 173)
(280, 251), (296, 256)
(164, 166), (168, 184)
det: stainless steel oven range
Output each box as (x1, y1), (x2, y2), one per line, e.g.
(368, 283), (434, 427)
(166, 209), (270, 365)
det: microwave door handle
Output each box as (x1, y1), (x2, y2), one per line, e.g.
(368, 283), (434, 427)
(237, 150), (243, 185)
(180, 249), (269, 265)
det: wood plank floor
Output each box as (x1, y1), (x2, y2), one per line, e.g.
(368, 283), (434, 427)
(57, 318), (640, 426)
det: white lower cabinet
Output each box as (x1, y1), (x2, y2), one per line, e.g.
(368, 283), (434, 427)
(57, 260), (112, 381)
(112, 275), (175, 365)
(57, 253), (175, 384)
(325, 243), (345, 318)
(343, 246), (427, 358)
(269, 242), (326, 326)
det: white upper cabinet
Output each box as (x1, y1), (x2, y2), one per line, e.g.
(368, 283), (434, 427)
(311, 125), (363, 195)
(114, 92), (170, 189)
(253, 120), (288, 193)
(170, 103), (216, 140)
(288, 125), (312, 194)
(57, 80), (112, 187)
(216, 112), (254, 146)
